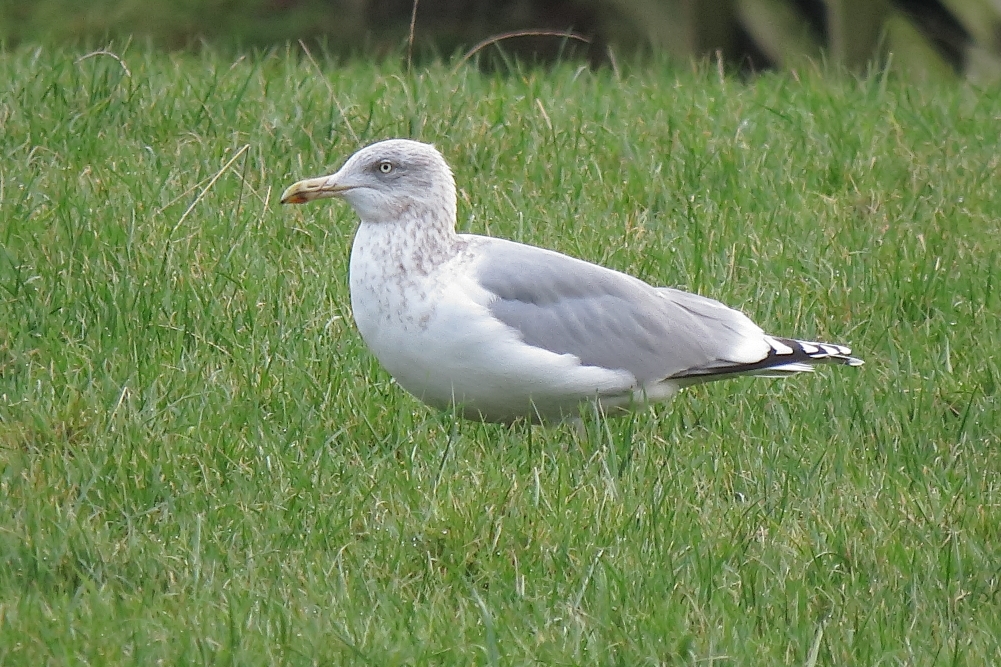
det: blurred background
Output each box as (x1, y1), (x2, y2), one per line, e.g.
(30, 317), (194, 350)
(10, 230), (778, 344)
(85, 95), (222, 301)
(1, 0), (999, 80)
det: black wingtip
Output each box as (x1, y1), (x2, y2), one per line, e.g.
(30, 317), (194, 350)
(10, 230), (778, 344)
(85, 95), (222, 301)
(673, 336), (863, 385)
(770, 337), (863, 368)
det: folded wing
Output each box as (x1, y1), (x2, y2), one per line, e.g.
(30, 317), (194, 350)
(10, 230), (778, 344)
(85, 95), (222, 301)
(476, 238), (861, 387)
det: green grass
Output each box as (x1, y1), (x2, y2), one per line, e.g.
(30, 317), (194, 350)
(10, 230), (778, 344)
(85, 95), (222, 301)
(2, 44), (1000, 665)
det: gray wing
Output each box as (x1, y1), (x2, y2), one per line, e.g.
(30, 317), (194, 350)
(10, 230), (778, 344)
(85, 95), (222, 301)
(476, 239), (770, 383)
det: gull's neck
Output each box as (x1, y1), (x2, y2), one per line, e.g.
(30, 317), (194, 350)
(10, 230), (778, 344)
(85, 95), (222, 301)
(353, 199), (462, 277)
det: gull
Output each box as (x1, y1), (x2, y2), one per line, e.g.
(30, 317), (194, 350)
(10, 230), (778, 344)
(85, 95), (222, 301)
(281, 139), (862, 423)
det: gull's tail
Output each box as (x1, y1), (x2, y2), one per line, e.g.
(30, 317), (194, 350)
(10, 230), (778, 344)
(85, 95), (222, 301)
(675, 336), (863, 385)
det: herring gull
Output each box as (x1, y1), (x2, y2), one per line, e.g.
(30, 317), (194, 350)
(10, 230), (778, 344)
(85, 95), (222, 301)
(281, 139), (862, 423)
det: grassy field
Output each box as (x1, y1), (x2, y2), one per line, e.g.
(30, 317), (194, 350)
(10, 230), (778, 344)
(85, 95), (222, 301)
(1, 44), (1000, 665)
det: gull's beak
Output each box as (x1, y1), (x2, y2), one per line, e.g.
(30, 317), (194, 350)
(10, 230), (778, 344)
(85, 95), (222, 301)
(280, 174), (351, 204)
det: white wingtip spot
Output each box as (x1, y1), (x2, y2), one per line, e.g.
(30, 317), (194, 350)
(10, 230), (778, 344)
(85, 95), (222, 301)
(799, 342), (820, 354)
(764, 336), (795, 355)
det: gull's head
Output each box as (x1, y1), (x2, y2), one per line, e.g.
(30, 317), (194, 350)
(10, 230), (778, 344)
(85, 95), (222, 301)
(281, 139), (456, 226)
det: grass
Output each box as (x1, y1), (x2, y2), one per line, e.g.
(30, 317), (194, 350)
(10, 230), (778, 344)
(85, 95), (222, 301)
(1, 43), (1000, 665)
(0, 0), (370, 51)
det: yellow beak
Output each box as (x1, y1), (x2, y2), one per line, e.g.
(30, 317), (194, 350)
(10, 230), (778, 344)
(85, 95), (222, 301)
(280, 175), (349, 204)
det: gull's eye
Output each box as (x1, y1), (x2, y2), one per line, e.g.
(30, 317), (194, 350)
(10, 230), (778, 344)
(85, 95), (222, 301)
(378, 160), (393, 174)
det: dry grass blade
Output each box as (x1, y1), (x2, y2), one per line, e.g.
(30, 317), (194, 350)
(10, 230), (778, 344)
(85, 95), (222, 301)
(298, 39), (360, 145)
(75, 48), (132, 77)
(452, 30), (592, 72)
(407, 0), (419, 72)
(169, 144), (250, 238)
